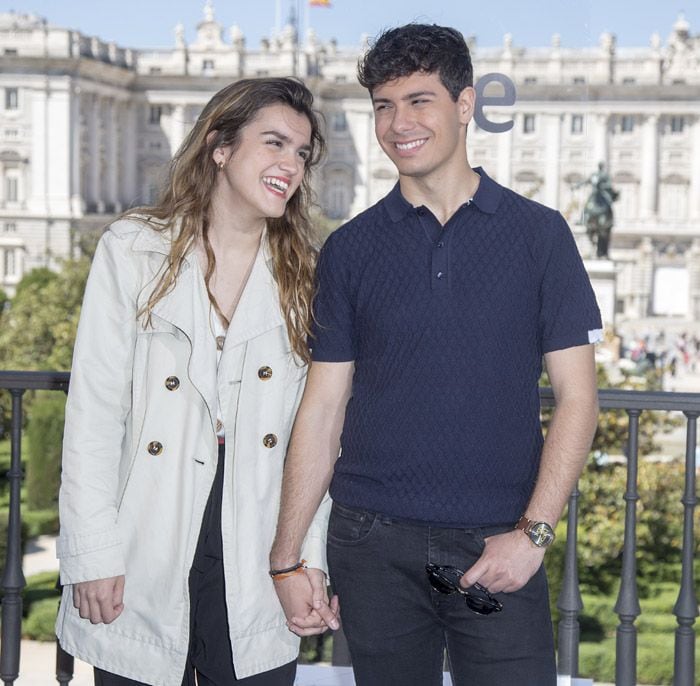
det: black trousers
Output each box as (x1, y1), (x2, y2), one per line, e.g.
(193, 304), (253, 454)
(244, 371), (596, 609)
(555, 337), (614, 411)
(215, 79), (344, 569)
(327, 501), (557, 686)
(94, 444), (296, 686)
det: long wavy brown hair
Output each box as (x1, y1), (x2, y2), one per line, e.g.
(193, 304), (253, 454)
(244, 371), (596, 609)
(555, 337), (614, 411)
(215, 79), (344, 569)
(129, 77), (325, 364)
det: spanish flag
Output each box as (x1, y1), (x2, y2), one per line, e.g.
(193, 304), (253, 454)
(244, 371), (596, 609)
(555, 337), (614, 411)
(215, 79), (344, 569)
(309, 0), (331, 6)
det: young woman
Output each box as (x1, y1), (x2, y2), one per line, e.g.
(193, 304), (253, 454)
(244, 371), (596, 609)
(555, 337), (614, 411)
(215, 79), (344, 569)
(56, 78), (336, 686)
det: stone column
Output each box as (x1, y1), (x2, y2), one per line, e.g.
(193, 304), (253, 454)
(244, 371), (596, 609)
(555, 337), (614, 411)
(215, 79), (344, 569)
(105, 98), (119, 212)
(86, 94), (102, 212)
(689, 116), (700, 220)
(591, 113), (609, 169)
(544, 113), (562, 209)
(170, 103), (187, 156)
(45, 85), (72, 219)
(346, 106), (373, 216)
(70, 86), (84, 215)
(30, 84), (48, 214)
(496, 123), (513, 187)
(688, 239), (700, 323)
(640, 114), (659, 219)
(120, 101), (138, 208)
(635, 237), (654, 316)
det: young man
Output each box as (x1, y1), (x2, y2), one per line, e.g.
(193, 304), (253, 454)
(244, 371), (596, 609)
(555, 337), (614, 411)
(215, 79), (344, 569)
(270, 24), (601, 686)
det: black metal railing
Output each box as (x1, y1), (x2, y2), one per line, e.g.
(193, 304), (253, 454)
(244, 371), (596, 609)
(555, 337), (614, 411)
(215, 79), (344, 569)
(540, 387), (699, 686)
(1, 371), (698, 685)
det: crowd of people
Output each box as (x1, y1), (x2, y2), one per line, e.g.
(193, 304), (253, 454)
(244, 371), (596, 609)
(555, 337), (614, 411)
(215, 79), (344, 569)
(624, 331), (700, 379)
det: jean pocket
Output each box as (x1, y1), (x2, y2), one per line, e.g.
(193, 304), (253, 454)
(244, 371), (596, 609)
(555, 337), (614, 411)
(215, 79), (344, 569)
(327, 502), (378, 546)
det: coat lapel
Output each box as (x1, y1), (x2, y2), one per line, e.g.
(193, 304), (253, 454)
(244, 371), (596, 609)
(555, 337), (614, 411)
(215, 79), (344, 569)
(133, 226), (219, 430)
(226, 241), (285, 348)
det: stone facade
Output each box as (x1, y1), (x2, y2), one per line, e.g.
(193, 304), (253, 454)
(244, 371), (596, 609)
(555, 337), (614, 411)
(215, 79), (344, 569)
(0, 4), (698, 333)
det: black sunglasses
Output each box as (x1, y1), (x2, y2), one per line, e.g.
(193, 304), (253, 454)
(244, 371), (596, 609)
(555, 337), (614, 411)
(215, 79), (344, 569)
(425, 563), (503, 615)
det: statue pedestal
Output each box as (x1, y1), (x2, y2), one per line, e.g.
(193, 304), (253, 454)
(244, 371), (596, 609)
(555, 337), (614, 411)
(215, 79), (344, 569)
(584, 258), (616, 329)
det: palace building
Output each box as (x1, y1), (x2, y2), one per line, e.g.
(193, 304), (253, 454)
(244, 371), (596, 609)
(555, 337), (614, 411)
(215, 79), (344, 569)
(0, 3), (698, 334)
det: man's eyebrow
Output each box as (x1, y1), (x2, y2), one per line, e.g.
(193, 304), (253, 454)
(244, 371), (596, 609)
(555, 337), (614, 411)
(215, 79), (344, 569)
(260, 129), (312, 150)
(372, 90), (437, 105)
(402, 90), (437, 100)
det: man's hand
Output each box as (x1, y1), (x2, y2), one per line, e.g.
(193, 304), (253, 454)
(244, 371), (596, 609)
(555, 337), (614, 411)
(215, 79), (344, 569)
(273, 568), (340, 636)
(72, 575), (125, 624)
(460, 530), (545, 594)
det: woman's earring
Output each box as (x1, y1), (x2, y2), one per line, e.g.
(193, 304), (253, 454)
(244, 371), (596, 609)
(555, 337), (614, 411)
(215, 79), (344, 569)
(217, 160), (225, 172)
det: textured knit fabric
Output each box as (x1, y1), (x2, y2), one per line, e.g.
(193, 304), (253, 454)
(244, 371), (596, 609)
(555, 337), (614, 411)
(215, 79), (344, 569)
(312, 167), (602, 527)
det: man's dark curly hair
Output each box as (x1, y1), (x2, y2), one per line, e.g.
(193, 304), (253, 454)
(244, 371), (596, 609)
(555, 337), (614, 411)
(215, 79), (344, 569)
(357, 24), (473, 100)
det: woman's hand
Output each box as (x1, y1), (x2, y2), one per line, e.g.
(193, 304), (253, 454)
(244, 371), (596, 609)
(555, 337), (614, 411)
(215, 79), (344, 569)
(73, 575), (125, 624)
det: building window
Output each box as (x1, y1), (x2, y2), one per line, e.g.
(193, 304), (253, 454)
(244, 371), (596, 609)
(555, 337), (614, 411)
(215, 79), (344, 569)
(331, 112), (347, 132)
(149, 67), (162, 75)
(5, 176), (18, 203)
(5, 88), (18, 110)
(573, 76), (586, 84)
(523, 77), (537, 85)
(148, 105), (162, 125)
(571, 114), (584, 134)
(622, 77), (636, 84)
(3, 222), (16, 233)
(670, 116), (685, 134)
(3, 249), (16, 278)
(523, 114), (536, 134)
(334, 75), (347, 83)
(202, 59), (215, 74)
(620, 115), (635, 133)
(4, 49), (17, 56)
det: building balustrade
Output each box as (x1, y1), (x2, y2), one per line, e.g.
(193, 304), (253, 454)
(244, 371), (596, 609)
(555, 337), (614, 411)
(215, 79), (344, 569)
(0, 371), (697, 685)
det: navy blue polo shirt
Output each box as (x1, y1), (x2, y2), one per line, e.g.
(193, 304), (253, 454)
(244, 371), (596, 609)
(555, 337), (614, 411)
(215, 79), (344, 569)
(312, 167), (602, 527)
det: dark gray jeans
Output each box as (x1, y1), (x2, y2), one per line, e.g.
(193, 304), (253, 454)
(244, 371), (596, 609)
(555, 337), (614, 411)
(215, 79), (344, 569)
(327, 501), (557, 686)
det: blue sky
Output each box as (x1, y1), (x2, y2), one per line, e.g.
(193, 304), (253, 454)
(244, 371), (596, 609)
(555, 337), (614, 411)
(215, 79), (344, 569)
(3, 1), (697, 50)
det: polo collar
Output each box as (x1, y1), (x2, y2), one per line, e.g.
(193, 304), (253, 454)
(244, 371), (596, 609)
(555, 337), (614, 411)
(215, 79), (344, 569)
(384, 166), (502, 223)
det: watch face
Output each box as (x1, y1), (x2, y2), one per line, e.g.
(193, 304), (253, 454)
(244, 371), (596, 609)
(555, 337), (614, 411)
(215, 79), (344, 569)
(529, 522), (555, 547)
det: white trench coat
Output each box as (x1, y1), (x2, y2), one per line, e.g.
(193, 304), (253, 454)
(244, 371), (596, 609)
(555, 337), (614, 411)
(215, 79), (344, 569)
(56, 219), (329, 685)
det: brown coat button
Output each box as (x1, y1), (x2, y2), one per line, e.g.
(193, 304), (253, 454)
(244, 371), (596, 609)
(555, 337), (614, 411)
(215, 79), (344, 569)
(147, 441), (163, 456)
(216, 419), (223, 432)
(262, 433), (277, 449)
(165, 376), (180, 391)
(258, 366), (273, 380)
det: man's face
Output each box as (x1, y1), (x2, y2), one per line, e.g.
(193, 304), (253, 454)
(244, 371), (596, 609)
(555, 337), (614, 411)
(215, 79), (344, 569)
(371, 71), (474, 180)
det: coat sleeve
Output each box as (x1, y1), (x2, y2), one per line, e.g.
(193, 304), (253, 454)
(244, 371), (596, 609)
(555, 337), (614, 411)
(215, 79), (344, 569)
(300, 492), (331, 574)
(57, 226), (141, 584)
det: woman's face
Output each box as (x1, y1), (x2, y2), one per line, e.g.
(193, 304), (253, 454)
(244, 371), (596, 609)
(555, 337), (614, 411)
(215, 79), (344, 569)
(211, 103), (313, 223)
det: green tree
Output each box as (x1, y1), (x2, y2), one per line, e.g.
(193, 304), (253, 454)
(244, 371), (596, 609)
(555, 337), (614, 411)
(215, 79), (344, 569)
(26, 392), (65, 511)
(541, 363), (679, 457)
(0, 258), (89, 371)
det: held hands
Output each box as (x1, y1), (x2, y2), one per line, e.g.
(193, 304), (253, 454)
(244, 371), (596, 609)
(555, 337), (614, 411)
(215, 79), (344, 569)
(73, 575), (125, 624)
(460, 530), (545, 594)
(273, 567), (340, 636)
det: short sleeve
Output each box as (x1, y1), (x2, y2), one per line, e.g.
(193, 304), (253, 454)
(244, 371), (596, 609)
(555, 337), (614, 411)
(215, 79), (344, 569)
(311, 232), (356, 362)
(539, 213), (603, 353)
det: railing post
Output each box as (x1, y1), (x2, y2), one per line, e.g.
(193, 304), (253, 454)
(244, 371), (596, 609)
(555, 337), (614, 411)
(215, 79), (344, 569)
(614, 409), (641, 686)
(56, 639), (75, 686)
(672, 411), (698, 686)
(0, 389), (26, 686)
(556, 483), (583, 677)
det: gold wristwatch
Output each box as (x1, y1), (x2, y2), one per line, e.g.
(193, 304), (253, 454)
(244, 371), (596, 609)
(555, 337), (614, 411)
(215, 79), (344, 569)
(515, 515), (556, 548)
